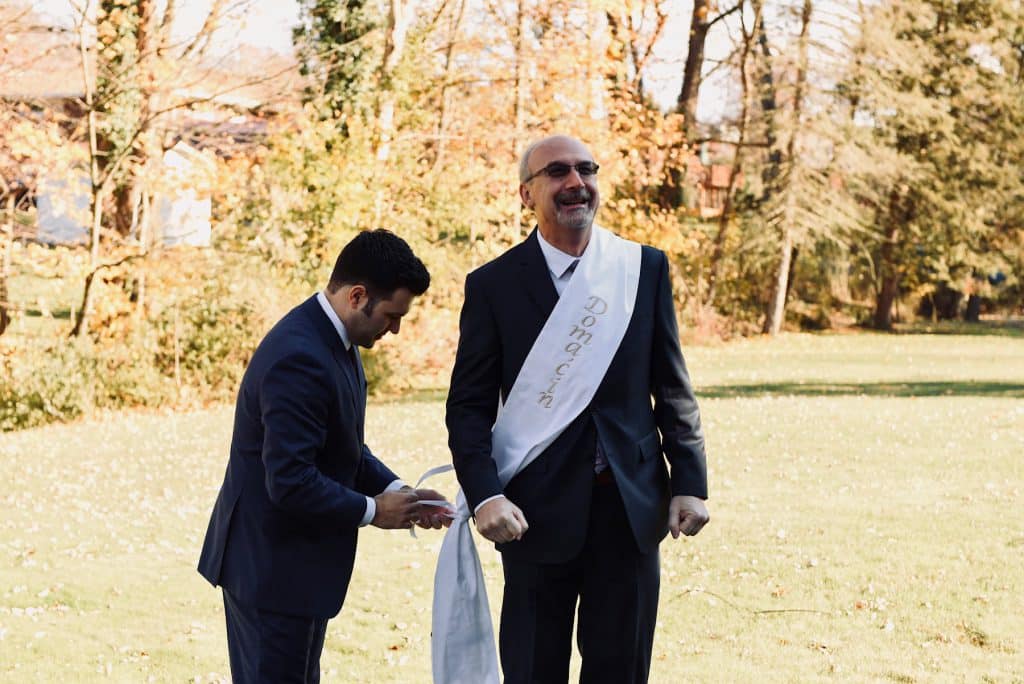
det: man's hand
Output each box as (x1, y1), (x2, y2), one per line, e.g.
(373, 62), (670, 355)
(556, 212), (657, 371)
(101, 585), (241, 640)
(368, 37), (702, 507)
(474, 496), (528, 543)
(371, 490), (421, 529)
(668, 496), (709, 539)
(410, 487), (454, 529)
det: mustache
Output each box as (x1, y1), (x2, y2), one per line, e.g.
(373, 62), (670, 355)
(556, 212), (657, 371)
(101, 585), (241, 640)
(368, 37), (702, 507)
(556, 189), (592, 205)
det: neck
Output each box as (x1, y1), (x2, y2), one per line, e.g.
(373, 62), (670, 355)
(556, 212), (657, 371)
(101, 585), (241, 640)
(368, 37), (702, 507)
(323, 288), (353, 327)
(537, 224), (591, 257)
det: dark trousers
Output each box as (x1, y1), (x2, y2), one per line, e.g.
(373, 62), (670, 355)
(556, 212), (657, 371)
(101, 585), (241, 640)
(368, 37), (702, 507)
(223, 589), (328, 684)
(499, 477), (661, 684)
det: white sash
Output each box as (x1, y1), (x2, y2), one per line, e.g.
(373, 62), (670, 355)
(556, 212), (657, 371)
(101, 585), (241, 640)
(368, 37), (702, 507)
(429, 226), (641, 683)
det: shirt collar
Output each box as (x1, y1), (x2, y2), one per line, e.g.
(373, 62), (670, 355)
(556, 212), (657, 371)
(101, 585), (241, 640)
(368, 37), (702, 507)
(536, 229), (584, 279)
(316, 290), (353, 350)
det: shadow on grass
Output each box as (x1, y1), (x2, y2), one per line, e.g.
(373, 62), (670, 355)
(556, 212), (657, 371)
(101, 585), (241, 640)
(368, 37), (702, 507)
(893, 319), (1024, 338)
(23, 307), (72, 320)
(699, 380), (1024, 399)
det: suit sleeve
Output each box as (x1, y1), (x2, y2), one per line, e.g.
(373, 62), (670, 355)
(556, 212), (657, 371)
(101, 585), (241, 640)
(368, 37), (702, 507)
(355, 444), (401, 497)
(259, 351), (370, 528)
(446, 271), (504, 510)
(650, 250), (708, 499)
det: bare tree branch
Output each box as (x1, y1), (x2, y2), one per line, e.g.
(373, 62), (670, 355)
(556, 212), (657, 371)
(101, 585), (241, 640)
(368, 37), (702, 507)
(180, 0), (233, 62)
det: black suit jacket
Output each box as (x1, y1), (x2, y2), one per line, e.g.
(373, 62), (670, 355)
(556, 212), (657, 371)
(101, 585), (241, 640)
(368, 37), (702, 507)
(198, 296), (398, 619)
(446, 230), (707, 563)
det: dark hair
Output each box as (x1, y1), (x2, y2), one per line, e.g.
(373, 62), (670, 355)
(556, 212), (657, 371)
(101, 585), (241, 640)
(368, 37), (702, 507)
(327, 229), (430, 298)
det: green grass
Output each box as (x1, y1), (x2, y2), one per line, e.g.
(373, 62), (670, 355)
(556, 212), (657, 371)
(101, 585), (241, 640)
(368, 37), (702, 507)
(685, 330), (1023, 388)
(896, 319), (1024, 338)
(2, 332), (1023, 682)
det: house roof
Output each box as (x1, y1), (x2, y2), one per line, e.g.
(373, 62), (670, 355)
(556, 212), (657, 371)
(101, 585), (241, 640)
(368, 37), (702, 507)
(0, 4), (302, 110)
(0, 6), (83, 101)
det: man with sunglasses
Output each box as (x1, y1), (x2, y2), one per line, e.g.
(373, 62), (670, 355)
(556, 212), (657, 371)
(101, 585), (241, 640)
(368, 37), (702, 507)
(444, 135), (709, 683)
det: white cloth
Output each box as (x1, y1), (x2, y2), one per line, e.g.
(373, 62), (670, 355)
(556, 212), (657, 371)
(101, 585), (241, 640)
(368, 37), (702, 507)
(534, 232), (606, 473)
(474, 236), (581, 514)
(430, 226), (641, 683)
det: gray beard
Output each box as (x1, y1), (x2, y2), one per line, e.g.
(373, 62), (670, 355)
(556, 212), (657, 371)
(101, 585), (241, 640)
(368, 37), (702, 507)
(557, 205), (596, 230)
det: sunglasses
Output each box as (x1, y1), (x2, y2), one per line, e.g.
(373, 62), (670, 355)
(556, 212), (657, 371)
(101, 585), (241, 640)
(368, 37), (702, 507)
(523, 161), (600, 183)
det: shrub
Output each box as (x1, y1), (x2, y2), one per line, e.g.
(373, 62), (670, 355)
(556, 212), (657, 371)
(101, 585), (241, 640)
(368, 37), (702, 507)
(0, 338), (173, 431)
(0, 344), (89, 431)
(153, 287), (263, 402)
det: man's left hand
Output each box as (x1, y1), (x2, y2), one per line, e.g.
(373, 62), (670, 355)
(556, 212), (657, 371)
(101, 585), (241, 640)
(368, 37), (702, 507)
(409, 487), (454, 529)
(668, 496), (709, 539)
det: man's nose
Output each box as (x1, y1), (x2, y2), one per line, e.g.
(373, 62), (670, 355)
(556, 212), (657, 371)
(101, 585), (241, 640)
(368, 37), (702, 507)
(563, 168), (585, 188)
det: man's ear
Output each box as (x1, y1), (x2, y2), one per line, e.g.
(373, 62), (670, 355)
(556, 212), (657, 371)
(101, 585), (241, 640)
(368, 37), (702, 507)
(347, 284), (368, 310)
(519, 183), (534, 210)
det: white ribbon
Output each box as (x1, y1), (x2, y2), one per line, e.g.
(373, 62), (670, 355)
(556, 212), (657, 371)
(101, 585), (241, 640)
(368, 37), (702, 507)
(408, 466), (457, 539)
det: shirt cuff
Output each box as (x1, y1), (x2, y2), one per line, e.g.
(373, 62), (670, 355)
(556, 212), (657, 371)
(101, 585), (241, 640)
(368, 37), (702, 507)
(360, 480), (408, 527)
(473, 494), (505, 515)
(360, 496), (376, 527)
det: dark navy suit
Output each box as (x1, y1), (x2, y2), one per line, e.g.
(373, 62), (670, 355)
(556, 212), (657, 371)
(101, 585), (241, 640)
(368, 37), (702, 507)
(198, 296), (398, 681)
(447, 230), (707, 683)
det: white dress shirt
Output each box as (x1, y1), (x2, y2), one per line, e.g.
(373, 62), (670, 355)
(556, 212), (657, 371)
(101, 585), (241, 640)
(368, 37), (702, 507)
(536, 229), (584, 296)
(316, 291), (406, 526)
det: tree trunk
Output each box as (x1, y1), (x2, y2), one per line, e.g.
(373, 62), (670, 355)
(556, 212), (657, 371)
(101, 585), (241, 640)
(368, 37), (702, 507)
(376, 0), (412, 164)
(679, 0), (710, 140)
(751, 0), (782, 198)
(763, 229), (794, 334)
(72, 267), (100, 338)
(0, 195), (13, 337)
(72, 62), (106, 339)
(510, 0), (529, 238)
(964, 294), (981, 322)
(136, 0), (158, 225)
(762, 0), (812, 336)
(873, 273), (899, 330)
(785, 246), (799, 304)
(72, 180), (106, 338)
(374, 0), (413, 225)
(431, 0), (466, 171)
(872, 218), (900, 330)
(133, 189), (151, 319)
(706, 3), (761, 307)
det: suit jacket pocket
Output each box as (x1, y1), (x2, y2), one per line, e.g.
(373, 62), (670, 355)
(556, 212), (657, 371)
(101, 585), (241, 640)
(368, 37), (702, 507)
(637, 429), (661, 462)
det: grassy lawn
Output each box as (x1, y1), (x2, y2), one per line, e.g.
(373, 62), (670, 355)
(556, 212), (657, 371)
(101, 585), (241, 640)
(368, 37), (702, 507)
(2, 331), (1022, 682)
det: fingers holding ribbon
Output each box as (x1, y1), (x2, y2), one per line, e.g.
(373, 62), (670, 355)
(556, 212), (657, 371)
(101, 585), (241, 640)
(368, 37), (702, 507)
(372, 489), (423, 530)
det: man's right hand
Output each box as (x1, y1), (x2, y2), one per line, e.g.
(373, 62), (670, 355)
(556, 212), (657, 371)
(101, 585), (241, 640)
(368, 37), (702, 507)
(371, 490), (421, 529)
(474, 496), (528, 543)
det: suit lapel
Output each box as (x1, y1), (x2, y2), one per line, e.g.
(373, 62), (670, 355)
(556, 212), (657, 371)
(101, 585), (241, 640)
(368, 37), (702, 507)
(338, 346), (362, 413)
(336, 345), (365, 440)
(517, 229), (558, 318)
(302, 296), (366, 431)
(351, 346), (367, 442)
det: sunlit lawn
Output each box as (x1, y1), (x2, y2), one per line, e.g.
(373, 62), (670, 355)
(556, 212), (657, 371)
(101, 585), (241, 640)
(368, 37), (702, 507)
(2, 331), (1023, 682)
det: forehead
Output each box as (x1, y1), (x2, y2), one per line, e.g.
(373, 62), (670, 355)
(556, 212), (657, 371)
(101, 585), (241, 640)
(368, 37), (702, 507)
(529, 138), (594, 169)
